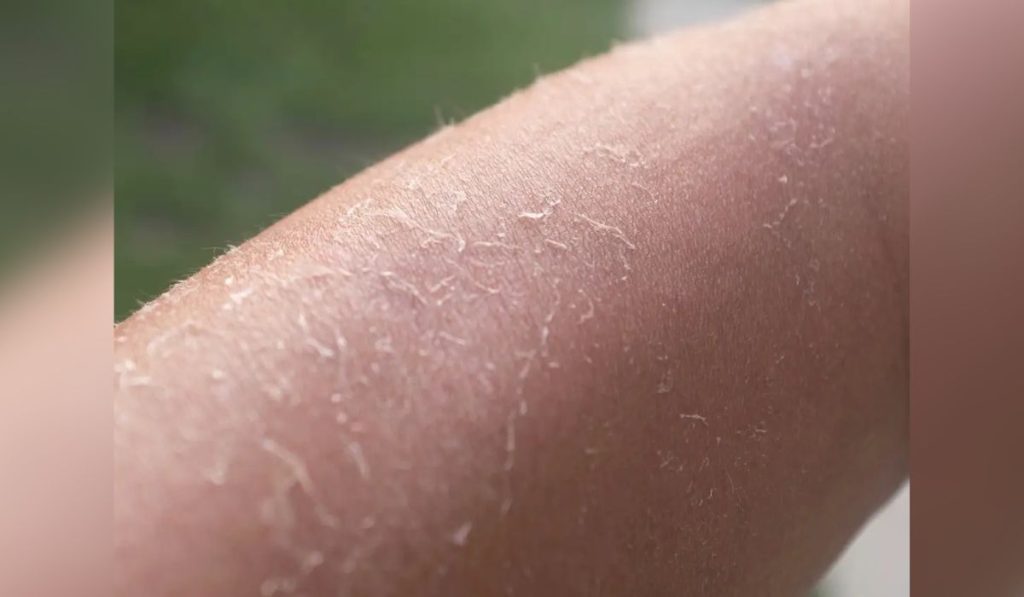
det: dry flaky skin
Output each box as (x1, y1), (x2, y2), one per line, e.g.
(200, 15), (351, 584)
(114, 1), (908, 595)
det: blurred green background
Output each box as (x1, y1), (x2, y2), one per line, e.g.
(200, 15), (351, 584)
(0, 0), (110, 276)
(115, 0), (623, 320)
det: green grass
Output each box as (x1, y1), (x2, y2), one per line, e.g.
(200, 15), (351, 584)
(115, 0), (624, 319)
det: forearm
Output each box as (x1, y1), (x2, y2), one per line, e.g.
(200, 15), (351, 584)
(115, 1), (908, 595)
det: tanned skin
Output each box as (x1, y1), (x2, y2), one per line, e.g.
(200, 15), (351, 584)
(115, 1), (908, 595)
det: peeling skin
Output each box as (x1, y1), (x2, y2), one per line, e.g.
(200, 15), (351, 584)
(260, 438), (318, 498)
(575, 289), (596, 324)
(426, 274), (457, 294)
(378, 270), (428, 305)
(437, 331), (469, 347)
(115, 1), (908, 596)
(304, 337), (336, 360)
(679, 413), (710, 427)
(450, 521), (473, 547)
(543, 238), (569, 251)
(586, 142), (645, 168)
(227, 287), (254, 306)
(346, 441), (371, 480)
(763, 197), (802, 232)
(518, 210), (548, 221)
(114, 358), (152, 390)
(366, 206), (467, 252)
(260, 438), (339, 528)
(201, 443), (233, 486)
(259, 549), (324, 597)
(574, 213), (637, 250)
(655, 369), (673, 394)
(517, 195), (561, 222)
(504, 411), (517, 472)
(144, 319), (203, 357)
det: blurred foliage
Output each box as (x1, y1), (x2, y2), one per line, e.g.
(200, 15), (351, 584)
(0, 0), (111, 275)
(115, 0), (623, 319)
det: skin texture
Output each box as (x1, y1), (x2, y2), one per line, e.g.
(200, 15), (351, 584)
(115, 1), (908, 595)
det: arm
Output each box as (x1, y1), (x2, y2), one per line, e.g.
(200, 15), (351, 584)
(115, 1), (908, 595)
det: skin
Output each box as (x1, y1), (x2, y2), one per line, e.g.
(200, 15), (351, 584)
(115, 1), (908, 595)
(1, 212), (111, 597)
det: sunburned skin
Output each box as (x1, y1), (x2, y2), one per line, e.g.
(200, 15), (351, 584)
(114, 0), (908, 595)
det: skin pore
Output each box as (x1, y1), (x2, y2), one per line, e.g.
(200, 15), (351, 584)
(115, 1), (908, 595)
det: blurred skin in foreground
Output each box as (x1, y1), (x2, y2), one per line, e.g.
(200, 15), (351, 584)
(0, 211), (111, 597)
(115, 1), (908, 595)
(911, 0), (1024, 593)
